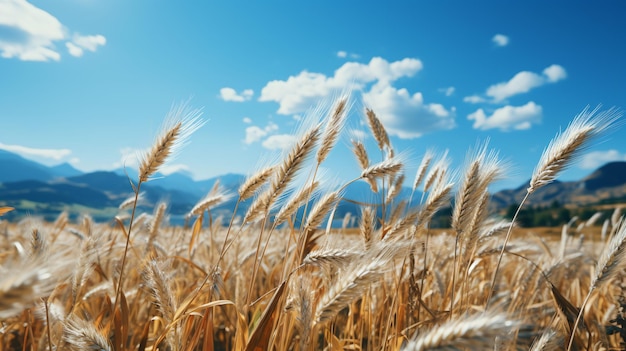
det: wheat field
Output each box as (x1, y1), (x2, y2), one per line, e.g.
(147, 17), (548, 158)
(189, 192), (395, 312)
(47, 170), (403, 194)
(1, 99), (625, 351)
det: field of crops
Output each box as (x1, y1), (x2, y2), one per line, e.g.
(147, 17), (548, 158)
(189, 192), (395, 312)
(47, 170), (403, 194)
(1, 100), (625, 351)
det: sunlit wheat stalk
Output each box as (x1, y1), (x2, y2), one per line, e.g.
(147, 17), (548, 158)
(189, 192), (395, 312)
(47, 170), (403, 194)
(487, 106), (620, 310)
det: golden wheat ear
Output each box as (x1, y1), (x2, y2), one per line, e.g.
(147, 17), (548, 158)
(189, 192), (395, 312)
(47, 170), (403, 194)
(402, 312), (520, 351)
(138, 102), (205, 182)
(529, 106), (622, 193)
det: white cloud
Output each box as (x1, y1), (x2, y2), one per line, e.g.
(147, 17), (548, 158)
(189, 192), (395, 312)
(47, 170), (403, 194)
(259, 57), (423, 115)
(486, 72), (542, 102)
(65, 42), (82, 57)
(467, 101), (542, 131)
(0, 0), (105, 61)
(463, 95), (486, 104)
(362, 83), (456, 138)
(244, 122), (278, 144)
(66, 33), (106, 57)
(580, 150), (626, 170)
(259, 57), (454, 139)
(337, 50), (359, 59)
(492, 34), (509, 47)
(0, 142), (71, 160)
(484, 65), (567, 102)
(219, 87), (254, 102)
(242, 117), (252, 124)
(438, 87), (455, 96)
(543, 64), (567, 82)
(262, 134), (296, 150)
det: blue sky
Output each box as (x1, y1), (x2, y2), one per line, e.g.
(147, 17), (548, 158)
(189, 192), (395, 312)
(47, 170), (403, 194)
(1, 1), (625, 191)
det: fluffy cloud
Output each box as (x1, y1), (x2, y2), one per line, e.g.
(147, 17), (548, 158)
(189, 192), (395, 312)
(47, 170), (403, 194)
(464, 65), (567, 104)
(492, 34), (509, 47)
(66, 34), (106, 57)
(485, 65), (567, 102)
(0, 0), (105, 61)
(242, 117), (252, 124)
(363, 84), (456, 138)
(262, 134), (296, 150)
(259, 57), (423, 115)
(463, 95), (486, 104)
(543, 64), (567, 82)
(0, 0), (106, 61)
(0, 142), (71, 160)
(0, 0), (64, 61)
(580, 150), (626, 170)
(219, 87), (254, 102)
(244, 122), (278, 144)
(467, 101), (542, 131)
(259, 57), (455, 139)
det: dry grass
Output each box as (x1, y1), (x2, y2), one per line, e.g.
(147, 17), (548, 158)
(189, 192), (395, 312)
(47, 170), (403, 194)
(0, 101), (625, 351)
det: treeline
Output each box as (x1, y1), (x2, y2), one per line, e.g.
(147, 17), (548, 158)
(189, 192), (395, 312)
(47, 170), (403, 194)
(425, 200), (620, 229)
(504, 200), (613, 227)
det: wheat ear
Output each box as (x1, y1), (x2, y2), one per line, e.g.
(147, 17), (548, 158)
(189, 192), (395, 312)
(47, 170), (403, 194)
(361, 157), (403, 180)
(63, 316), (112, 351)
(317, 96), (348, 164)
(529, 106), (621, 193)
(238, 166), (275, 201)
(314, 240), (410, 324)
(190, 188), (233, 216)
(274, 181), (319, 226)
(352, 139), (378, 192)
(489, 106), (620, 310)
(402, 312), (519, 351)
(139, 103), (204, 182)
(243, 126), (320, 223)
(365, 108), (390, 150)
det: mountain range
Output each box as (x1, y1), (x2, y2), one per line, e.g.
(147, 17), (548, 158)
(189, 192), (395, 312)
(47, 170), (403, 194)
(1, 149), (625, 223)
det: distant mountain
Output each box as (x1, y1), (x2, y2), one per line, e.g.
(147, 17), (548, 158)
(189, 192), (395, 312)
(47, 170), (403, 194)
(0, 179), (112, 207)
(491, 161), (626, 209)
(0, 149), (55, 183)
(2, 148), (625, 223)
(50, 162), (83, 178)
(583, 162), (626, 191)
(67, 171), (135, 194)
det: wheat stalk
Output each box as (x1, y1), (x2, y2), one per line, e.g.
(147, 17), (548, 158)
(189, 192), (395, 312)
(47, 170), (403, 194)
(402, 312), (519, 351)
(314, 240), (410, 324)
(361, 157), (403, 180)
(489, 106), (620, 311)
(190, 191), (233, 216)
(317, 96), (348, 164)
(63, 316), (112, 351)
(567, 218), (626, 350)
(413, 149), (435, 192)
(248, 124), (321, 220)
(304, 191), (340, 232)
(365, 108), (390, 150)
(529, 106), (621, 193)
(139, 103), (204, 182)
(238, 166), (275, 201)
(274, 182), (319, 226)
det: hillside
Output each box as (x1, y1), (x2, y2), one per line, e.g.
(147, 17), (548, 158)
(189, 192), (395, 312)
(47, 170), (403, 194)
(1, 149), (626, 223)
(491, 161), (626, 209)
